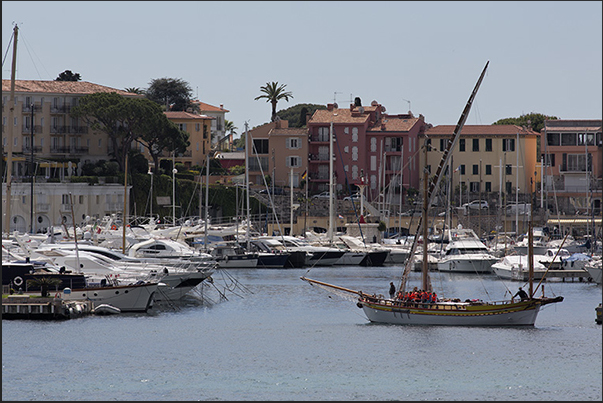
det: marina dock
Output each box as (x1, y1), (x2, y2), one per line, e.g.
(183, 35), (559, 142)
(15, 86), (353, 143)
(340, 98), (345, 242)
(1, 295), (94, 320)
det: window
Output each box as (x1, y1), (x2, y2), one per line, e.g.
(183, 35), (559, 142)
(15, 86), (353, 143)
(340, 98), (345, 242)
(287, 138), (300, 149)
(286, 156), (301, 168)
(344, 127), (349, 134)
(252, 139), (269, 154)
(506, 181), (512, 194)
(318, 127), (329, 141)
(561, 133), (577, 146)
(98, 139), (102, 148)
(203, 124), (208, 139)
(370, 137), (377, 152)
(543, 153), (555, 167)
(352, 146), (358, 161)
(472, 139), (479, 152)
(370, 155), (377, 171)
(472, 165), (478, 175)
(547, 133), (560, 146)
(79, 195), (84, 204)
(61, 194), (70, 204)
(440, 139), (446, 151)
(459, 139), (465, 152)
(502, 138), (515, 152)
(352, 127), (358, 142)
(470, 182), (480, 192)
(485, 182), (491, 192)
(178, 123), (187, 131)
(485, 164), (492, 175)
(565, 154), (590, 172)
(195, 123), (200, 132)
(460, 165), (465, 175)
(426, 138), (432, 151)
(506, 164), (512, 175)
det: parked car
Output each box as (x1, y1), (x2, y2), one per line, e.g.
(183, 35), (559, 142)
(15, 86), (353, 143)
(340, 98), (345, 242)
(343, 193), (361, 201)
(505, 203), (530, 215)
(311, 191), (331, 199)
(462, 200), (489, 210)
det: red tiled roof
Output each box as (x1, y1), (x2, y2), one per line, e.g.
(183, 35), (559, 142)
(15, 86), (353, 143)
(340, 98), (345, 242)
(269, 128), (308, 135)
(1, 79), (137, 96)
(425, 125), (539, 136)
(192, 100), (229, 113)
(310, 108), (370, 124)
(164, 111), (213, 120)
(368, 117), (421, 132)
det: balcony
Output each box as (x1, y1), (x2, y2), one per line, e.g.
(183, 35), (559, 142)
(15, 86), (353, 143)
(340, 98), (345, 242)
(309, 153), (332, 162)
(50, 126), (69, 134)
(22, 104), (42, 113)
(36, 203), (50, 212)
(21, 125), (43, 135)
(69, 126), (88, 134)
(22, 146), (42, 153)
(50, 105), (71, 114)
(50, 146), (71, 154)
(309, 135), (330, 143)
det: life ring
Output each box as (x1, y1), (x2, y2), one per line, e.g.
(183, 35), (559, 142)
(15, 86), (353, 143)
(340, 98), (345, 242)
(111, 224), (118, 230)
(13, 276), (23, 287)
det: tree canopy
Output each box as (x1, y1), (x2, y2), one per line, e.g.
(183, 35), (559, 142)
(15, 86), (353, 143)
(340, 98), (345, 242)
(55, 70), (81, 81)
(254, 81), (293, 122)
(276, 103), (326, 127)
(145, 77), (194, 111)
(71, 92), (189, 172)
(492, 112), (557, 134)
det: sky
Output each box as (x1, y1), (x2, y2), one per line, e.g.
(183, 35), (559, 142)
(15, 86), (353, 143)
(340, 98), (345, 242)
(2, 1), (602, 137)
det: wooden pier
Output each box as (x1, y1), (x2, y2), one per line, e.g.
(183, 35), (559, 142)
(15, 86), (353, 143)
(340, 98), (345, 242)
(514, 269), (592, 282)
(1, 295), (94, 320)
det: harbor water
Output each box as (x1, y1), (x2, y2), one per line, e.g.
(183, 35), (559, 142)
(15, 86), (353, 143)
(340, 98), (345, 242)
(2, 265), (602, 401)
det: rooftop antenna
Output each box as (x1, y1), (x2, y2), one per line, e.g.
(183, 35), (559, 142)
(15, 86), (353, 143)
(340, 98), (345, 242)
(402, 98), (411, 113)
(333, 91), (343, 105)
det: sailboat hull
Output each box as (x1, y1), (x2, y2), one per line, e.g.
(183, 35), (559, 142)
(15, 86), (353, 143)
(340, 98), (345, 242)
(358, 298), (549, 326)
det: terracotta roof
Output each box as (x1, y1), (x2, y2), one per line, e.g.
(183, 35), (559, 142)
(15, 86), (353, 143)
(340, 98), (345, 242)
(310, 108), (370, 124)
(1, 79), (137, 96)
(269, 127), (308, 135)
(425, 125), (539, 136)
(164, 111), (213, 120)
(368, 117), (421, 132)
(543, 119), (602, 132)
(192, 100), (230, 113)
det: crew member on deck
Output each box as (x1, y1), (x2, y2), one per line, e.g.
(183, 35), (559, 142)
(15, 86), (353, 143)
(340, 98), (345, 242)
(389, 282), (396, 299)
(513, 287), (529, 301)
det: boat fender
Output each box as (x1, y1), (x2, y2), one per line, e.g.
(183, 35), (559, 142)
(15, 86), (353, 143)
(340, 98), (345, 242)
(224, 255), (229, 261)
(13, 276), (23, 287)
(356, 302), (363, 308)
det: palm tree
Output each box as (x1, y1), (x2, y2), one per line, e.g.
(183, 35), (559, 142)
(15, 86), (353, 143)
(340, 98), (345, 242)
(224, 120), (238, 151)
(125, 87), (145, 94)
(254, 82), (293, 122)
(26, 277), (63, 298)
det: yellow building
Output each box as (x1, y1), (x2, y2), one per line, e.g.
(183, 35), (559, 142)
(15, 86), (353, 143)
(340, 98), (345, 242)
(421, 125), (539, 207)
(161, 111), (213, 170)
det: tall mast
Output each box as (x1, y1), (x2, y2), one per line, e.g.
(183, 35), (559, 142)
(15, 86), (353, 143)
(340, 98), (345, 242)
(422, 138), (430, 291)
(399, 61), (489, 292)
(4, 24), (18, 236)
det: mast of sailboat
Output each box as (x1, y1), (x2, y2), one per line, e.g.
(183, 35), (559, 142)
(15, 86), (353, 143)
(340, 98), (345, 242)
(328, 120), (334, 243)
(4, 24), (18, 236)
(399, 61), (489, 292)
(528, 181), (534, 298)
(203, 144), (210, 252)
(422, 138), (430, 291)
(245, 122), (251, 250)
(123, 154), (128, 253)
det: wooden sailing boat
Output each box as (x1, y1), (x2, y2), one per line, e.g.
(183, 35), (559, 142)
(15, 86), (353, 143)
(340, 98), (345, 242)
(301, 61), (563, 326)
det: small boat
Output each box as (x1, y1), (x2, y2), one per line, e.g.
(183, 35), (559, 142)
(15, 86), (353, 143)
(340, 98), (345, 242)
(585, 257), (602, 284)
(94, 304), (121, 315)
(491, 254), (549, 281)
(436, 238), (499, 273)
(210, 242), (259, 268)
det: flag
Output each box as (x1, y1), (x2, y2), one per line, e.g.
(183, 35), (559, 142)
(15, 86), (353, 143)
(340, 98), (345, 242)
(301, 170), (307, 180)
(454, 165), (461, 173)
(338, 214), (344, 219)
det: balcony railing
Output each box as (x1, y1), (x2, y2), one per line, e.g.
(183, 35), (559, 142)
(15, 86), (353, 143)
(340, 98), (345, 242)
(309, 135), (330, 142)
(21, 125), (43, 134)
(50, 105), (71, 114)
(22, 105), (42, 113)
(36, 203), (50, 212)
(22, 146), (42, 153)
(50, 146), (71, 154)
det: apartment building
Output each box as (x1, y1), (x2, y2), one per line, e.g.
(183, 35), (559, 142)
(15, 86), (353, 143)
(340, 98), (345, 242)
(2, 79), (138, 232)
(541, 119), (602, 214)
(306, 101), (426, 202)
(245, 120), (308, 190)
(160, 111), (213, 170)
(192, 100), (229, 149)
(421, 125), (540, 207)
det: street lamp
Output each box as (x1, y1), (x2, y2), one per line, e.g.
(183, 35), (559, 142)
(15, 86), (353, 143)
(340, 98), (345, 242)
(147, 167), (153, 220)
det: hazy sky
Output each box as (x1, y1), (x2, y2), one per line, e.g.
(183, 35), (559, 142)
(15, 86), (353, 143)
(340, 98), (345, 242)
(3, 1), (602, 136)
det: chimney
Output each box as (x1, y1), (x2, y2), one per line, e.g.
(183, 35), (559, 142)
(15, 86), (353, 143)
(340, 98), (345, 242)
(381, 123), (386, 131)
(350, 103), (354, 111)
(220, 104), (223, 109)
(327, 103), (334, 111)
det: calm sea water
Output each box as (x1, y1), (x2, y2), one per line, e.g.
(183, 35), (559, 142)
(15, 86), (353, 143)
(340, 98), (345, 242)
(2, 266), (602, 401)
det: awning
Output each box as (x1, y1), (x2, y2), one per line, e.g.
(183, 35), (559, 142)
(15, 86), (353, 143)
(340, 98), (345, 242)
(546, 218), (602, 225)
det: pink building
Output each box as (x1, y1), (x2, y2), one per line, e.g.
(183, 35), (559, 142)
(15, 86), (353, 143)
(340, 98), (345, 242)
(306, 100), (427, 202)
